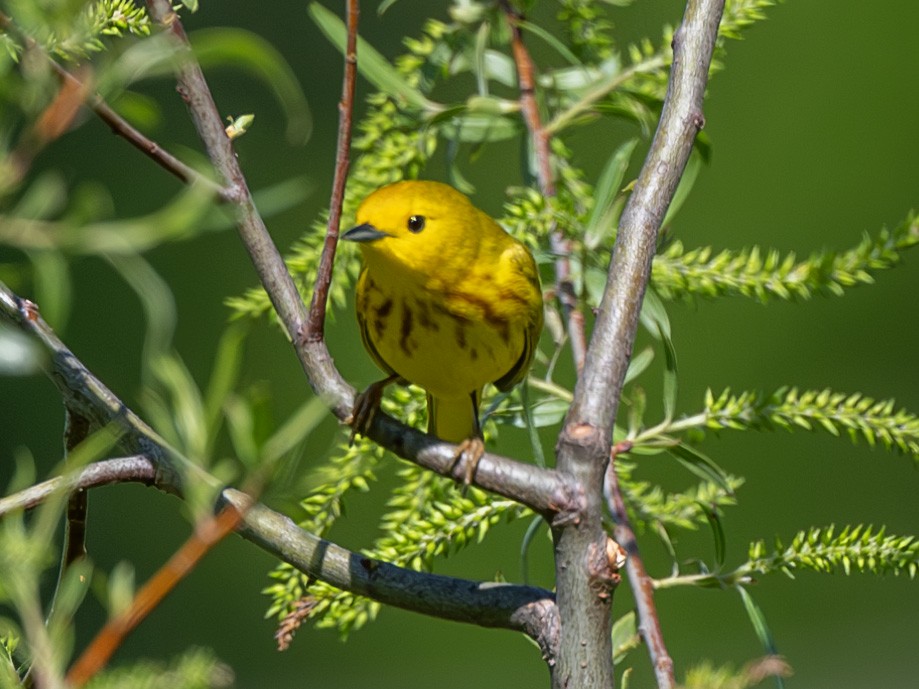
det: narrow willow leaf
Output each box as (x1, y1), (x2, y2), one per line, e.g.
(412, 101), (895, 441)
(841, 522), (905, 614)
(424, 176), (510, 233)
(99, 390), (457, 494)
(612, 611), (640, 664)
(623, 346), (654, 386)
(737, 586), (782, 671)
(519, 515), (544, 585)
(585, 138), (639, 250)
(669, 443), (733, 495)
(309, 2), (441, 113)
(660, 323), (678, 423)
(700, 502), (727, 568)
(639, 287), (672, 340)
(640, 289), (677, 420)
(190, 28), (311, 144)
(29, 250), (71, 331)
(518, 19), (583, 66)
(662, 149), (702, 227)
(377, 0), (400, 14)
(203, 321), (249, 445)
(261, 396), (327, 463)
(441, 112), (522, 143)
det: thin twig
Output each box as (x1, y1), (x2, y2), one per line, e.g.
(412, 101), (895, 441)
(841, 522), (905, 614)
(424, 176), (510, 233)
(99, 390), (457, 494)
(305, 0), (359, 342)
(605, 449), (674, 689)
(63, 410), (92, 566)
(0, 456), (157, 518)
(0, 11), (228, 200)
(220, 488), (560, 659)
(500, 1), (587, 372)
(66, 499), (248, 687)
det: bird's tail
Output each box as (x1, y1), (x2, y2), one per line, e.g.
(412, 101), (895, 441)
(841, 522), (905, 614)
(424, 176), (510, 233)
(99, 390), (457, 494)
(427, 391), (481, 443)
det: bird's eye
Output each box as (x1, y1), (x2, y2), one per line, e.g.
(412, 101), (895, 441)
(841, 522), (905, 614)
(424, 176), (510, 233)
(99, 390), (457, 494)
(407, 215), (426, 233)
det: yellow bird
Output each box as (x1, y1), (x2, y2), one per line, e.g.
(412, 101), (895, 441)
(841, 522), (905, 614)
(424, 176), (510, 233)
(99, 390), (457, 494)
(343, 180), (543, 481)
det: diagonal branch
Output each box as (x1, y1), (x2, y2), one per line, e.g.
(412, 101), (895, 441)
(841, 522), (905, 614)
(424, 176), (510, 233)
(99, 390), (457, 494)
(565, 0), (725, 435)
(0, 11), (228, 200)
(220, 489), (559, 659)
(501, 1), (587, 372)
(66, 499), (246, 687)
(141, 0), (574, 515)
(304, 0), (358, 342)
(605, 450), (674, 689)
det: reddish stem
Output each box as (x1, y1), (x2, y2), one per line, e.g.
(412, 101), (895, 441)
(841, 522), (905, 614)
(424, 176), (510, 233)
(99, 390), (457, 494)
(305, 0), (360, 342)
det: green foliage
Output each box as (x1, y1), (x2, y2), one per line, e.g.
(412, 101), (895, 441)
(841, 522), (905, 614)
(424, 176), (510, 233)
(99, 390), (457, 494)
(703, 387), (919, 460)
(2, 0), (916, 684)
(82, 649), (232, 689)
(679, 656), (791, 689)
(616, 459), (742, 532)
(747, 525), (919, 579)
(653, 212), (919, 302)
(2, 0), (151, 61)
(718, 0), (778, 42)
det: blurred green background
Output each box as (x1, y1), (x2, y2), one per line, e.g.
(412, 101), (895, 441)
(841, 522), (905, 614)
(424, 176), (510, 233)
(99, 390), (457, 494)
(2, 1), (918, 687)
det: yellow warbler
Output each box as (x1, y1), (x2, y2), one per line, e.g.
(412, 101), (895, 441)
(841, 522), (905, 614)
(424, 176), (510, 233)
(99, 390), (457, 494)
(343, 180), (543, 478)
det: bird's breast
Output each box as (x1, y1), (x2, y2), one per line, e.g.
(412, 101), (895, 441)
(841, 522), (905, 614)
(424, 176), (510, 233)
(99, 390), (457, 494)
(357, 271), (526, 399)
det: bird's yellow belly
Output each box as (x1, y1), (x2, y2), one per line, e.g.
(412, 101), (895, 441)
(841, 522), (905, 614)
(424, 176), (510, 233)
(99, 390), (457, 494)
(362, 289), (521, 400)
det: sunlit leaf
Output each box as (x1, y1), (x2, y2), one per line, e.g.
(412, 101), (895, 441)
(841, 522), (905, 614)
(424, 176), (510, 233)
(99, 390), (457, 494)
(309, 2), (441, 113)
(191, 28), (311, 144)
(585, 138), (638, 250)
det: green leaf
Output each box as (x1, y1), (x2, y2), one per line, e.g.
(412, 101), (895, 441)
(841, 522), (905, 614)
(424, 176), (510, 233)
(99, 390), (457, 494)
(519, 515), (544, 585)
(377, 0), (401, 14)
(308, 2), (441, 114)
(737, 586), (781, 664)
(441, 112), (522, 143)
(612, 611), (640, 664)
(700, 503), (726, 568)
(203, 321), (249, 451)
(518, 19), (582, 66)
(261, 396), (328, 464)
(668, 443), (733, 495)
(662, 148), (702, 227)
(623, 346), (653, 386)
(190, 28), (311, 144)
(585, 138), (639, 250)
(639, 289), (677, 420)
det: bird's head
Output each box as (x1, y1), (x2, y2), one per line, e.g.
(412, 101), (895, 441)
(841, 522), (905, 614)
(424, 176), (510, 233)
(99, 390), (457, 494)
(343, 180), (480, 277)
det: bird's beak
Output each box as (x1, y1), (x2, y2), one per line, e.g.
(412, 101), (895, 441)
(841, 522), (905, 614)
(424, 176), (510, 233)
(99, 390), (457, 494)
(342, 223), (391, 243)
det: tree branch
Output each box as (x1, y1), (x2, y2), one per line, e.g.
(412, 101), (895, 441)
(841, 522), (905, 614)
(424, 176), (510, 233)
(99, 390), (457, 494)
(501, 1), (587, 373)
(0, 11), (228, 200)
(0, 456), (157, 517)
(220, 488), (559, 659)
(605, 450), (674, 689)
(549, 1), (725, 686)
(67, 499), (246, 687)
(565, 0), (725, 434)
(0, 282), (563, 657)
(304, 0), (358, 342)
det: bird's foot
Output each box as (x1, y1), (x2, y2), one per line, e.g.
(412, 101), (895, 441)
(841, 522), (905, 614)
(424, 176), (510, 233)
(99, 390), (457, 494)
(347, 376), (397, 445)
(453, 436), (486, 490)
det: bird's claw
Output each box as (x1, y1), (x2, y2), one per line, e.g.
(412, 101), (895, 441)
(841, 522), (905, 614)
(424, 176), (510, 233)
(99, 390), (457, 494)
(349, 378), (393, 445)
(453, 436), (485, 491)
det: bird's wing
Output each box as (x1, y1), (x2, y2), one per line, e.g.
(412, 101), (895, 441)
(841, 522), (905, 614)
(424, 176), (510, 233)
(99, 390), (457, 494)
(493, 241), (544, 392)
